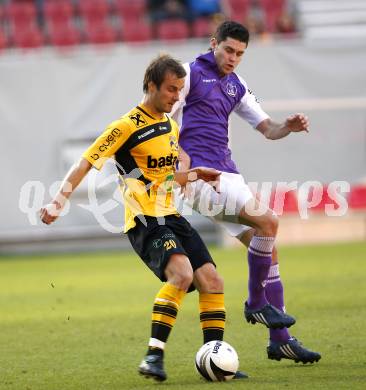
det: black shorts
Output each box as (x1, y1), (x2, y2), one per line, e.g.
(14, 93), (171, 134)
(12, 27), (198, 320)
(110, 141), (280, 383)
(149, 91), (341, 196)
(127, 214), (215, 285)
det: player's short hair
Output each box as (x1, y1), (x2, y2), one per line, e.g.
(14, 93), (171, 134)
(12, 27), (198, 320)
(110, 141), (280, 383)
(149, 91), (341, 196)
(143, 54), (186, 93)
(214, 21), (250, 45)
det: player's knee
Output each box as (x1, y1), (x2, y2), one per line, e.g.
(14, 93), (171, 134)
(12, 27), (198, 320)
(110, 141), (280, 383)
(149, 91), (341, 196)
(171, 268), (194, 291)
(201, 271), (224, 292)
(165, 254), (194, 290)
(261, 214), (279, 237)
(209, 273), (224, 292)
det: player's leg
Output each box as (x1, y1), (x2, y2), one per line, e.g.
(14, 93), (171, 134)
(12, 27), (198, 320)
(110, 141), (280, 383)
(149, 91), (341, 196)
(233, 198), (295, 327)
(238, 202), (278, 313)
(181, 176), (320, 361)
(205, 172), (295, 328)
(167, 218), (226, 345)
(128, 218), (192, 381)
(239, 229), (291, 341)
(139, 254), (192, 381)
(240, 224), (321, 363)
(193, 263), (249, 380)
(149, 253), (193, 354)
(193, 263), (225, 344)
(178, 175), (294, 328)
(179, 223), (248, 379)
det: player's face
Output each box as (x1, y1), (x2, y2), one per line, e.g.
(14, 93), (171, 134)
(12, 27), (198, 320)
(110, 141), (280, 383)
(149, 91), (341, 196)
(151, 72), (185, 114)
(211, 37), (247, 76)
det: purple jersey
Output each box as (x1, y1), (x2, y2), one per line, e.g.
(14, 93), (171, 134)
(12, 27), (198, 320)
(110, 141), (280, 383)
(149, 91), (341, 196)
(171, 51), (269, 173)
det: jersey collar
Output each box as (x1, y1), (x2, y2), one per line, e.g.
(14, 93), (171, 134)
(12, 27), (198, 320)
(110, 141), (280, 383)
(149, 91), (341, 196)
(137, 103), (167, 121)
(196, 50), (223, 77)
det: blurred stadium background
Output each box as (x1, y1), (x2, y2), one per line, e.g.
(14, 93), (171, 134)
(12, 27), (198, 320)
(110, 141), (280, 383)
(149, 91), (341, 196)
(0, 0), (365, 254)
(1, 2), (366, 389)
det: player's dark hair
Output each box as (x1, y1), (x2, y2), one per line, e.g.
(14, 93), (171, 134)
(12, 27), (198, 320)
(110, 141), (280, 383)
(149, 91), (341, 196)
(214, 21), (249, 45)
(143, 54), (186, 93)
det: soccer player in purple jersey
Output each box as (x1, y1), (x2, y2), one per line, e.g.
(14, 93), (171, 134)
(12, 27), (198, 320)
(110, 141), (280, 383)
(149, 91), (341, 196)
(171, 21), (321, 364)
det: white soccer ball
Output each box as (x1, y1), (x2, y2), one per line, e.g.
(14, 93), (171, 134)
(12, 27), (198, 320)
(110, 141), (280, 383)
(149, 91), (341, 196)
(195, 340), (239, 381)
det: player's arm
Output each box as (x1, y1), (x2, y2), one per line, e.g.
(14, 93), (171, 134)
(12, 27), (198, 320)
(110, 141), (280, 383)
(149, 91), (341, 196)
(256, 113), (309, 140)
(40, 158), (92, 225)
(40, 121), (129, 225)
(234, 77), (271, 133)
(174, 167), (221, 187)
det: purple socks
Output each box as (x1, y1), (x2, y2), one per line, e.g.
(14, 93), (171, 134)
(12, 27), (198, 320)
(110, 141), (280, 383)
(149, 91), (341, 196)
(265, 263), (291, 342)
(247, 236), (275, 310)
(247, 238), (291, 343)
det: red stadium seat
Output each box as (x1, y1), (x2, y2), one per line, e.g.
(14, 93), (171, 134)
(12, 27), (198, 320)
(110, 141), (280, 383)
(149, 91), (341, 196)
(85, 24), (118, 44)
(13, 26), (44, 48)
(115, 0), (146, 21)
(348, 185), (366, 209)
(79, 0), (110, 28)
(283, 190), (298, 213)
(228, 0), (250, 23)
(259, 0), (286, 32)
(48, 26), (81, 47)
(43, 1), (74, 30)
(122, 20), (152, 43)
(6, 2), (37, 33)
(156, 19), (189, 41)
(0, 30), (8, 51)
(192, 17), (212, 38)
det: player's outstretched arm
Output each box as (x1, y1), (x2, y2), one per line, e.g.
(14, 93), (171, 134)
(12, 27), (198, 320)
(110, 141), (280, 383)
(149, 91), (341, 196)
(257, 113), (309, 140)
(40, 158), (92, 225)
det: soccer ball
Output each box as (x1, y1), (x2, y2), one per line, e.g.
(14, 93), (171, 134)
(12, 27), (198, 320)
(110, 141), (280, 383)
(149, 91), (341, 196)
(195, 340), (239, 381)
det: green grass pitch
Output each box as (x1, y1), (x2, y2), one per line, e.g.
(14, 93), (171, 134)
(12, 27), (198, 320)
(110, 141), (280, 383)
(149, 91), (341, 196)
(0, 241), (365, 389)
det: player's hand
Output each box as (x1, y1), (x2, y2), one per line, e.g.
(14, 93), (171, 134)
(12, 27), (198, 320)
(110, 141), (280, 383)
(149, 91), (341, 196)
(39, 201), (62, 225)
(285, 113), (309, 133)
(189, 167), (221, 192)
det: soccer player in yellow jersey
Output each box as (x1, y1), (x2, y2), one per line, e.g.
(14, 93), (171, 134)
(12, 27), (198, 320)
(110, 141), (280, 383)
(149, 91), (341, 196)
(40, 55), (247, 382)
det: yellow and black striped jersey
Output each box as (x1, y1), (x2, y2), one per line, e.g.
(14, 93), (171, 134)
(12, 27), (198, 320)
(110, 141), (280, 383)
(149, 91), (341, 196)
(82, 104), (180, 232)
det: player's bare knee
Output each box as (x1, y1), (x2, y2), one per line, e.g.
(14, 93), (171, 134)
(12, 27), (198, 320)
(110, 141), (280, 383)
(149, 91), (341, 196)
(171, 268), (194, 291)
(200, 270), (224, 292)
(259, 214), (279, 237)
(209, 273), (224, 292)
(267, 214), (278, 236)
(165, 254), (194, 290)
(194, 264), (224, 292)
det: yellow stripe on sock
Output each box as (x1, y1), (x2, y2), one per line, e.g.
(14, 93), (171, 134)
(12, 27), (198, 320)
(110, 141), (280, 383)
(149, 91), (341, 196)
(151, 283), (186, 327)
(155, 283), (186, 307)
(152, 313), (176, 326)
(199, 292), (224, 311)
(199, 292), (225, 332)
(201, 320), (226, 329)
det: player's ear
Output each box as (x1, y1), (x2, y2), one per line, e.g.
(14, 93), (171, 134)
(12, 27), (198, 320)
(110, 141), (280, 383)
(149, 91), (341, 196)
(147, 81), (157, 94)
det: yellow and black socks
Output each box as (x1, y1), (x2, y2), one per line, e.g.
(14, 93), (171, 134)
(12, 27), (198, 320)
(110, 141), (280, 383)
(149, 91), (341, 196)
(148, 283), (186, 355)
(199, 292), (226, 343)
